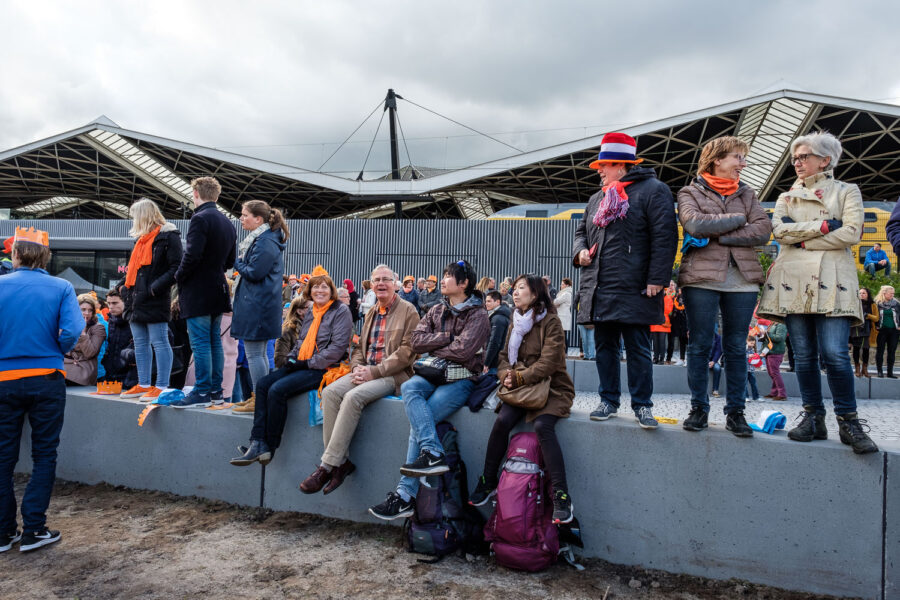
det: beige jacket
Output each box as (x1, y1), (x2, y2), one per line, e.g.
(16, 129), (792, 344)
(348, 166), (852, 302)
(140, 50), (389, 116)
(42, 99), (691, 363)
(350, 296), (421, 393)
(757, 170), (863, 326)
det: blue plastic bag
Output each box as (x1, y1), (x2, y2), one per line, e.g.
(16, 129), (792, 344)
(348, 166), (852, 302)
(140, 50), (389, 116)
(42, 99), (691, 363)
(308, 390), (323, 426)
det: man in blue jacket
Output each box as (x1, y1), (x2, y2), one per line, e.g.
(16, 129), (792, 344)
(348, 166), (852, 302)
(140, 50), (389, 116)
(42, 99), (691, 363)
(864, 243), (891, 276)
(172, 177), (237, 408)
(0, 227), (83, 553)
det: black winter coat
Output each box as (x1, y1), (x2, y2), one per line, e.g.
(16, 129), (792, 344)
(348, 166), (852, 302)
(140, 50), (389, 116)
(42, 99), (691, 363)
(99, 314), (137, 388)
(484, 304), (512, 370)
(121, 223), (184, 323)
(231, 229), (286, 341)
(175, 202), (237, 319)
(572, 166), (678, 325)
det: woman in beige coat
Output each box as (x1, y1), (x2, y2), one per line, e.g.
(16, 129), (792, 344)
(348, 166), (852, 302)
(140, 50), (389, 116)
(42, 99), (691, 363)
(468, 274), (575, 525)
(757, 132), (876, 454)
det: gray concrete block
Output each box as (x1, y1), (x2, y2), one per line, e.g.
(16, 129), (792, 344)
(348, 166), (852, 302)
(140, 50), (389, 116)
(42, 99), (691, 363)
(886, 452), (900, 599)
(572, 358), (599, 393)
(870, 375), (900, 400)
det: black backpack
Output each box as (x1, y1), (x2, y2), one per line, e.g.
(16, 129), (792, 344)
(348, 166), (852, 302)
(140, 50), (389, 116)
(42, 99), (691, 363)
(403, 421), (486, 562)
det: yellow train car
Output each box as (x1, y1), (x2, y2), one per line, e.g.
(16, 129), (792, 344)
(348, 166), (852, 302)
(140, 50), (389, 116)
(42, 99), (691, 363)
(489, 202), (896, 271)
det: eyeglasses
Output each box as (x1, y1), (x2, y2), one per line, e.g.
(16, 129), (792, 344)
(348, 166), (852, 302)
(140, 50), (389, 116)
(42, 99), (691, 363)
(791, 153), (820, 164)
(726, 153), (748, 163)
(371, 277), (393, 283)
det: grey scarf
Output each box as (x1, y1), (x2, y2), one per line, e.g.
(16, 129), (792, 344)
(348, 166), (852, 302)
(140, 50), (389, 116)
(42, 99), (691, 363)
(234, 223), (269, 292)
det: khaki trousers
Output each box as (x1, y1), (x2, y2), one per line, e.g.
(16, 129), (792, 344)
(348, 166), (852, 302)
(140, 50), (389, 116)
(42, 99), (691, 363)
(321, 373), (395, 467)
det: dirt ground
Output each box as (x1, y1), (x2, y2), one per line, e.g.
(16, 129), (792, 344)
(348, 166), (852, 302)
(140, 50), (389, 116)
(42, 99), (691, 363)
(1, 476), (854, 600)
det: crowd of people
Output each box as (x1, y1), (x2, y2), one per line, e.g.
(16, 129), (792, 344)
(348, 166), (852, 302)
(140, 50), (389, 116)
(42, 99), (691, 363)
(3, 127), (900, 557)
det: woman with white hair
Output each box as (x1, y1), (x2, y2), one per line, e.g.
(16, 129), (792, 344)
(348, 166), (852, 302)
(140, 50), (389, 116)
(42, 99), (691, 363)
(758, 132), (877, 454)
(118, 198), (183, 401)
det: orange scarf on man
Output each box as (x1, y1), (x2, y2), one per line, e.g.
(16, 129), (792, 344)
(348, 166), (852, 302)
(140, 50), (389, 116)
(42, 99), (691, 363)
(700, 173), (739, 197)
(125, 226), (160, 287)
(297, 300), (334, 360)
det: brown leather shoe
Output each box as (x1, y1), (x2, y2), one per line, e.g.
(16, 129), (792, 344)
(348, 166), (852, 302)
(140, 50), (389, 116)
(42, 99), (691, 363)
(322, 460), (356, 495)
(299, 466), (332, 494)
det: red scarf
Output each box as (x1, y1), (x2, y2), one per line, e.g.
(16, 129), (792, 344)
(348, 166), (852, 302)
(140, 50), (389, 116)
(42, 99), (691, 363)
(700, 173), (739, 197)
(593, 181), (634, 228)
(125, 226), (160, 288)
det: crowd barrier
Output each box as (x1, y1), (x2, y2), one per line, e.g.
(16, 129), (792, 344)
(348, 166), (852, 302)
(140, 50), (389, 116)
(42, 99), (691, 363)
(15, 386), (898, 599)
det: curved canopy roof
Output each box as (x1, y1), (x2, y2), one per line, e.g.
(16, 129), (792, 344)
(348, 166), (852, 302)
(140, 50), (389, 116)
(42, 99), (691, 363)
(1, 90), (898, 219)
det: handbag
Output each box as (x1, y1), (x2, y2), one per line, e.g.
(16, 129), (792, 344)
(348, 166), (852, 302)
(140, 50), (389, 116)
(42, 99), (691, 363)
(413, 310), (474, 385)
(497, 375), (551, 410)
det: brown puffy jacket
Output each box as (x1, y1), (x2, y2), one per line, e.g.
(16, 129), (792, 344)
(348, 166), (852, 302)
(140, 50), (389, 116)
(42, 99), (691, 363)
(411, 293), (490, 376)
(677, 179), (772, 287)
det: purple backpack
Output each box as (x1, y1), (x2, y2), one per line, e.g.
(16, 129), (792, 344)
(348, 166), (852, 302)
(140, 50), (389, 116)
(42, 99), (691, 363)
(484, 432), (559, 571)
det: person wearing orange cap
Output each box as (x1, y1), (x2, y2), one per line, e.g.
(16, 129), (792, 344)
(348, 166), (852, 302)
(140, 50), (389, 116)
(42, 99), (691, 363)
(398, 275), (419, 313)
(0, 227), (83, 553)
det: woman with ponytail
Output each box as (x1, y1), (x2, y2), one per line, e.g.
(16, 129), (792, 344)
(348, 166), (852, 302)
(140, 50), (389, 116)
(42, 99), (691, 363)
(230, 200), (290, 412)
(676, 136), (772, 436)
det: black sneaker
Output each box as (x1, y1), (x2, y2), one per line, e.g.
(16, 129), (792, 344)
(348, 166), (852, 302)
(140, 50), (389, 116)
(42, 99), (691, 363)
(368, 491), (415, 521)
(725, 411), (754, 438)
(589, 400), (617, 421)
(20, 528), (60, 552)
(552, 489), (573, 524)
(399, 450), (448, 477)
(209, 389), (224, 405)
(788, 408), (828, 442)
(836, 413), (879, 454)
(469, 476), (497, 507)
(634, 406), (658, 430)
(171, 390), (210, 409)
(682, 408), (708, 432)
(0, 530), (21, 553)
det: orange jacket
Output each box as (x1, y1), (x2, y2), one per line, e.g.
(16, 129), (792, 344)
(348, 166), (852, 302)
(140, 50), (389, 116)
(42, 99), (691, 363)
(650, 294), (673, 333)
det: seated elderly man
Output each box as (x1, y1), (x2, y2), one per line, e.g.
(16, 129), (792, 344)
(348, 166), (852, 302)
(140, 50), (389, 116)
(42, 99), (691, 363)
(299, 264), (421, 495)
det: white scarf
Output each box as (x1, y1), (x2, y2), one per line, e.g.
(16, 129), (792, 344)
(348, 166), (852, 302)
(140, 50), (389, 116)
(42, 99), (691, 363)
(507, 308), (546, 365)
(234, 223), (270, 291)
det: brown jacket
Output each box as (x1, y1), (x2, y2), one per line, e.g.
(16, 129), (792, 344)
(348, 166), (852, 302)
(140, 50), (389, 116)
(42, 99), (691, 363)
(351, 296), (421, 393)
(411, 294), (490, 376)
(64, 320), (107, 386)
(677, 179), (772, 287)
(274, 326), (299, 369)
(498, 313), (574, 422)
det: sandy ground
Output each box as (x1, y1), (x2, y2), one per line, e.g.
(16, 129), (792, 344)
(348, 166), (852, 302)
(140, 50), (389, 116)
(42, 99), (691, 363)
(0, 476), (855, 600)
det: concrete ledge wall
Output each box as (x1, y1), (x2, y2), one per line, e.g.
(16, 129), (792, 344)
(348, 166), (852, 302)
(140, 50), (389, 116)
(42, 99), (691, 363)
(566, 359), (900, 399)
(17, 389), (900, 599)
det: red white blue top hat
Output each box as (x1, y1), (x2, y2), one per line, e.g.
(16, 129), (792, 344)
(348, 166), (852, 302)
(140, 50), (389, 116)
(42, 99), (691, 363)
(589, 132), (644, 169)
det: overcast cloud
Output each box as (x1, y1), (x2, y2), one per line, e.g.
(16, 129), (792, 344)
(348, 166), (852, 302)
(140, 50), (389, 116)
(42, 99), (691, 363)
(1, 0), (899, 178)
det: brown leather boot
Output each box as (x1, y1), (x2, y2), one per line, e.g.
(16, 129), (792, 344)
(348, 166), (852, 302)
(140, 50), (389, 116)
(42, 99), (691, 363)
(323, 460), (356, 495)
(854, 363), (861, 377)
(861, 364), (870, 378)
(299, 465), (332, 494)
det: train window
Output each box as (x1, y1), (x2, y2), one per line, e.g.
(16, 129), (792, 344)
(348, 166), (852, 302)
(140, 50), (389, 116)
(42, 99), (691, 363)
(570, 212), (584, 220)
(864, 226), (877, 234)
(864, 212), (877, 222)
(858, 246), (872, 265)
(49, 250), (129, 294)
(525, 209), (548, 218)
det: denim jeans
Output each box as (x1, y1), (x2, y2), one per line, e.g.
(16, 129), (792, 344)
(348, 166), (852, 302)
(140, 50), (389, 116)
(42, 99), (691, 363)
(0, 373), (66, 534)
(243, 340), (270, 393)
(865, 262), (891, 276)
(186, 315), (224, 395)
(745, 370), (759, 400)
(130, 321), (173, 389)
(784, 315), (856, 415)
(577, 325), (595, 360)
(250, 367), (325, 450)
(683, 287), (757, 415)
(396, 375), (475, 499)
(593, 321), (653, 409)
(710, 363), (722, 392)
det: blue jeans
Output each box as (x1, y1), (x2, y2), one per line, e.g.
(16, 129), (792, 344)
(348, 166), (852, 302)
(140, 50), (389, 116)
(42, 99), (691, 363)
(745, 370), (759, 400)
(578, 324), (595, 360)
(0, 373), (66, 534)
(683, 288), (757, 415)
(130, 321), (173, 389)
(710, 363), (722, 392)
(865, 262), (891, 276)
(186, 315), (224, 395)
(785, 315), (856, 416)
(243, 340), (270, 393)
(593, 322), (653, 409)
(397, 375), (475, 499)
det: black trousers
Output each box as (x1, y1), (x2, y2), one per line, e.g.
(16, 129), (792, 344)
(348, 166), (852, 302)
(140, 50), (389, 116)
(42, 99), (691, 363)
(482, 404), (567, 494)
(667, 333), (687, 361)
(876, 328), (899, 374)
(651, 332), (667, 363)
(250, 367), (324, 449)
(850, 336), (870, 368)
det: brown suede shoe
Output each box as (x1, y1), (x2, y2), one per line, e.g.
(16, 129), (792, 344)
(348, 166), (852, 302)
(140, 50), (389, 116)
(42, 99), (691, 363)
(322, 460), (356, 495)
(299, 466), (332, 494)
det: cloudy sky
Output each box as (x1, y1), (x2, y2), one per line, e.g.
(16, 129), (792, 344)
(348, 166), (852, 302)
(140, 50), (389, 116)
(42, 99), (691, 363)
(2, 0), (899, 178)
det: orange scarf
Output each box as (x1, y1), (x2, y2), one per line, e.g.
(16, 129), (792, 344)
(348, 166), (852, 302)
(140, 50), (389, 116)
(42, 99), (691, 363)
(700, 173), (739, 197)
(297, 300), (334, 360)
(125, 226), (160, 287)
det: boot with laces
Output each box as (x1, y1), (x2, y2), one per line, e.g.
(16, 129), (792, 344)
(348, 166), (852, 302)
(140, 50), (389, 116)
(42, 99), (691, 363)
(836, 413), (879, 454)
(787, 407), (828, 442)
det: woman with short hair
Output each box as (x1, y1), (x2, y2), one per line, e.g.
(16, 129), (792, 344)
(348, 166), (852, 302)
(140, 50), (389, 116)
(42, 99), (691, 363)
(119, 198), (183, 400)
(469, 274), (575, 524)
(758, 132), (877, 453)
(676, 136), (772, 436)
(230, 266), (353, 466)
(231, 200), (290, 408)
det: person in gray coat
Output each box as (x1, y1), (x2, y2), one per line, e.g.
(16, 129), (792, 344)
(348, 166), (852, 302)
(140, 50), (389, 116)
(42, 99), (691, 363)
(231, 200), (290, 395)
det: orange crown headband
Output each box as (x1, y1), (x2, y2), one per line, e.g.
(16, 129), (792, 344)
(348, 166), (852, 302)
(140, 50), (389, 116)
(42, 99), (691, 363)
(14, 227), (50, 247)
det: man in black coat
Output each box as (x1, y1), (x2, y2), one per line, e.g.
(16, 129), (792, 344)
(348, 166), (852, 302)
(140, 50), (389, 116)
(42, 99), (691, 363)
(172, 177), (236, 407)
(99, 290), (137, 389)
(887, 197), (900, 258)
(483, 291), (512, 373)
